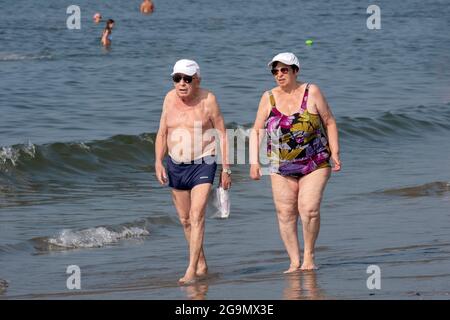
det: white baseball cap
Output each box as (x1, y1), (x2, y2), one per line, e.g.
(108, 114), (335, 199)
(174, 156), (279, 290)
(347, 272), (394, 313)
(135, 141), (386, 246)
(267, 52), (300, 69)
(171, 59), (201, 77)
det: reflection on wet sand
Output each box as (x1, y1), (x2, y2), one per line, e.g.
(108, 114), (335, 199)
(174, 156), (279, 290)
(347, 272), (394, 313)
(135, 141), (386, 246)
(181, 281), (209, 300)
(283, 271), (325, 300)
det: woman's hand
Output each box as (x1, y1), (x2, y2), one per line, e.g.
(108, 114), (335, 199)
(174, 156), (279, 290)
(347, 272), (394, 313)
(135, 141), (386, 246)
(331, 153), (341, 172)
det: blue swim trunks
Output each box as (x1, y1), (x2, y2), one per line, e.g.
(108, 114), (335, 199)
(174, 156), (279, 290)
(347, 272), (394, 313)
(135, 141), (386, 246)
(166, 156), (217, 190)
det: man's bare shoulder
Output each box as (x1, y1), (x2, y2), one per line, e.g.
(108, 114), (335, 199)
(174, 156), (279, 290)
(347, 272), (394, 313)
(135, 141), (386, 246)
(201, 89), (218, 105)
(198, 88), (211, 97)
(166, 89), (177, 98)
(164, 89), (177, 106)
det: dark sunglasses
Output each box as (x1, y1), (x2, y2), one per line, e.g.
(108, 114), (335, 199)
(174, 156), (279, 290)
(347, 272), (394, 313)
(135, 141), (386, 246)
(172, 74), (194, 83)
(271, 67), (290, 76)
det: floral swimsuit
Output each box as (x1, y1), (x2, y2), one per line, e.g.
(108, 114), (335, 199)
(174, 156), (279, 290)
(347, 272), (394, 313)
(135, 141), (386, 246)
(265, 83), (331, 177)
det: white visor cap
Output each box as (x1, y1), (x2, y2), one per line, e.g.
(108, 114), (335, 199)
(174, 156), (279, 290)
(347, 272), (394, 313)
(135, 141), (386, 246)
(267, 52), (300, 69)
(171, 59), (201, 77)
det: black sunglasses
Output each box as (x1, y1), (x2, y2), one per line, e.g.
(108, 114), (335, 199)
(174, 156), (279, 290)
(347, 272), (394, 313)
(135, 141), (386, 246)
(172, 74), (194, 83)
(271, 67), (290, 76)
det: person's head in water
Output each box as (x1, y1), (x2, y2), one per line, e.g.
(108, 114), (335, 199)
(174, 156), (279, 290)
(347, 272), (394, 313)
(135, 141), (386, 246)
(171, 59), (201, 101)
(140, 0), (155, 14)
(93, 13), (102, 24)
(106, 19), (115, 30)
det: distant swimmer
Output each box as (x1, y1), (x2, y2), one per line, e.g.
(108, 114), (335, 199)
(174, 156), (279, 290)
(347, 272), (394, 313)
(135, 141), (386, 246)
(140, 0), (155, 14)
(101, 19), (115, 47)
(93, 13), (102, 24)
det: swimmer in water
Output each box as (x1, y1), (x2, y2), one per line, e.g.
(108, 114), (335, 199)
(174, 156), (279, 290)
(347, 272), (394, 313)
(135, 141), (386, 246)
(93, 13), (102, 24)
(140, 0), (155, 14)
(101, 19), (115, 47)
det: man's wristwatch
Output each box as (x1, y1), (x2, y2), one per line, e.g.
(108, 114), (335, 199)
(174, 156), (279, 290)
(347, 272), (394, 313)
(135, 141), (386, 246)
(222, 168), (232, 175)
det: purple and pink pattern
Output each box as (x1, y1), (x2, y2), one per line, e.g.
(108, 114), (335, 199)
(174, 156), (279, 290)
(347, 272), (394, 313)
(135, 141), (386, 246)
(265, 84), (331, 177)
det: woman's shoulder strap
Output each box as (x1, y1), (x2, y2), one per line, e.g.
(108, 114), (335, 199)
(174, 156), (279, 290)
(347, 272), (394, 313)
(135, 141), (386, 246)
(268, 90), (276, 108)
(300, 83), (311, 110)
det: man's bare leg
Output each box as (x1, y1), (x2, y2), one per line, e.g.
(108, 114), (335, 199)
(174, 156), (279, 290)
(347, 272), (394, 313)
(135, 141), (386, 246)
(297, 167), (331, 270)
(178, 183), (212, 284)
(171, 188), (208, 280)
(271, 174), (301, 273)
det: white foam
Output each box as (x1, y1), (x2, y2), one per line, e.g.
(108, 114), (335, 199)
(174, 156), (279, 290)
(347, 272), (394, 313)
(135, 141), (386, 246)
(140, 134), (154, 144)
(0, 147), (18, 166)
(0, 142), (36, 167)
(0, 53), (53, 61)
(70, 142), (90, 151)
(47, 226), (150, 249)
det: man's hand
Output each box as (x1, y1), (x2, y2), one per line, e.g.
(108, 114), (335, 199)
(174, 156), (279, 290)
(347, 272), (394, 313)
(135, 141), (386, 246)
(155, 161), (168, 185)
(221, 171), (231, 190)
(250, 164), (262, 180)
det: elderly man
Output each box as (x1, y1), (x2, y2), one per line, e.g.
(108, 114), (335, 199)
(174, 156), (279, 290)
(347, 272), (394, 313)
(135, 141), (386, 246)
(155, 59), (231, 284)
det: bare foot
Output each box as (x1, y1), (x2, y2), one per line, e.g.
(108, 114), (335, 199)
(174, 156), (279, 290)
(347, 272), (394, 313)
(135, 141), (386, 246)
(301, 253), (318, 270)
(196, 264), (208, 277)
(283, 263), (301, 274)
(179, 267), (197, 285)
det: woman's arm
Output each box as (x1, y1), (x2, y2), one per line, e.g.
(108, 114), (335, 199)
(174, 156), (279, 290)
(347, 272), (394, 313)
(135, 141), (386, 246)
(249, 92), (270, 179)
(310, 84), (341, 172)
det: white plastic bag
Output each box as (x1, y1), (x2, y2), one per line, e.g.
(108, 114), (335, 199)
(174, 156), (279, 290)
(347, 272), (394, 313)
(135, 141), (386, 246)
(209, 187), (230, 219)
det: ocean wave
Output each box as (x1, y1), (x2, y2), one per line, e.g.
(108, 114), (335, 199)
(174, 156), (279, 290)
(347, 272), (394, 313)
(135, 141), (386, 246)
(44, 226), (149, 249)
(32, 222), (151, 252)
(0, 142), (36, 170)
(0, 216), (177, 254)
(1, 104), (449, 176)
(378, 181), (450, 197)
(0, 134), (154, 175)
(338, 104), (450, 141)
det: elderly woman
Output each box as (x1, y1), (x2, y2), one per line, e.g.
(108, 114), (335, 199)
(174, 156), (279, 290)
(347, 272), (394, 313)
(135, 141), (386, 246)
(250, 52), (341, 272)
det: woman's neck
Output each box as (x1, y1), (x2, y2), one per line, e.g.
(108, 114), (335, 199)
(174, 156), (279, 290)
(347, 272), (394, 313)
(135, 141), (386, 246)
(279, 81), (301, 94)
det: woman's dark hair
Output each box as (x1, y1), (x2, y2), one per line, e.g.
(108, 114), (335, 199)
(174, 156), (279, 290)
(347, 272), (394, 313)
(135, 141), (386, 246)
(106, 19), (115, 28)
(272, 61), (299, 73)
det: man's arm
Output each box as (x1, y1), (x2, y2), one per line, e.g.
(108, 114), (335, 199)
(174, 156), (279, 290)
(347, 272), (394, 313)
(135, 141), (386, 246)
(208, 93), (231, 189)
(155, 94), (169, 184)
